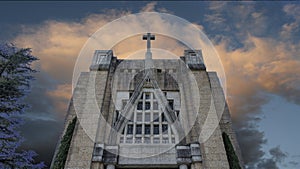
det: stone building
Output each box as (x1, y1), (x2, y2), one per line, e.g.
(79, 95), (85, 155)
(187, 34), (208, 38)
(51, 33), (243, 169)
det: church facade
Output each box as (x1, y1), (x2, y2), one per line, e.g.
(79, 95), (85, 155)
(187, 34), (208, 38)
(51, 33), (243, 169)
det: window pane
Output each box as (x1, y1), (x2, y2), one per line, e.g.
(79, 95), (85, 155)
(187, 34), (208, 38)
(144, 137), (151, 143)
(128, 114), (134, 122)
(115, 111), (119, 122)
(153, 102), (158, 110)
(140, 94), (144, 99)
(153, 138), (160, 144)
(145, 124), (151, 135)
(162, 113), (167, 122)
(136, 113), (142, 122)
(126, 138), (133, 144)
(135, 137), (142, 143)
(162, 137), (169, 144)
(171, 137), (175, 143)
(137, 102), (143, 110)
(145, 113), (150, 122)
(145, 102), (151, 110)
(122, 100), (127, 110)
(168, 100), (174, 109)
(162, 124), (168, 133)
(153, 113), (159, 122)
(145, 93), (150, 99)
(153, 125), (159, 134)
(136, 124), (142, 134)
(127, 124), (133, 135)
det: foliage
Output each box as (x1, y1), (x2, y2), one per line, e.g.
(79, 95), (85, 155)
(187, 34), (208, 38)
(52, 117), (77, 169)
(0, 43), (45, 168)
(222, 132), (242, 169)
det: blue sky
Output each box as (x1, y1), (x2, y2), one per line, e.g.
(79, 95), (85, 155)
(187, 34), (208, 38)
(1, 1), (299, 169)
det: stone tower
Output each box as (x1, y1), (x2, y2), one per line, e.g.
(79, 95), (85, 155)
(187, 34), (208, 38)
(51, 33), (243, 169)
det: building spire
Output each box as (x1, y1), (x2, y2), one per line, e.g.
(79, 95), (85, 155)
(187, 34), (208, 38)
(142, 33), (155, 69)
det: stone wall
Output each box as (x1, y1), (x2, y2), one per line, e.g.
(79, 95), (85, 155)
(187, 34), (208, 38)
(52, 49), (242, 169)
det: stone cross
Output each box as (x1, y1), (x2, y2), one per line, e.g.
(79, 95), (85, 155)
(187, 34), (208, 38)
(143, 33), (155, 70)
(143, 33), (155, 52)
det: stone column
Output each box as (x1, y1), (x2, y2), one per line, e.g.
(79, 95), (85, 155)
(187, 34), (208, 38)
(190, 143), (202, 162)
(106, 164), (115, 169)
(92, 144), (104, 162)
(103, 145), (118, 169)
(191, 163), (203, 169)
(176, 145), (192, 164)
(179, 164), (188, 169)
(91, 162), (104, 169)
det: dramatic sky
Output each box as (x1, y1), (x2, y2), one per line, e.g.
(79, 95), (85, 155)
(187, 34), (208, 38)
(1, 1), (299, 169)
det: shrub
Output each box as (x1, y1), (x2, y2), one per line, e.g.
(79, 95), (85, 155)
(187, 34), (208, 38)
(52, 117), (77, 169)
(222, 132), (241, 169)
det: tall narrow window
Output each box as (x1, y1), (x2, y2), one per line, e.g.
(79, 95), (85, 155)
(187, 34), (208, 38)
(115, 111), (119, 122)
(153, 125), (159, 135)
(136, 124), (142, 135)
(162, 124), (168, 133)
(145, 113), (150, 122)
(122, 100), (127, 110)
(162, 113), (167, 122)
(137, 102), (143, 110)
(153, 112), (159, 122)
(168, 100), (174, 109)
(136, 113), (142, 122)
(128, 114), (133, 122)
(145, 93), (150, 100)
(145, 102), (151, 110)
(145, 124), (151, 135)
(153, 102), (158, 110)
(127, 124), (133, 135)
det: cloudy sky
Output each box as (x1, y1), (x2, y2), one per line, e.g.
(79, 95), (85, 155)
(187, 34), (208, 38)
(1, 1), (300, 169)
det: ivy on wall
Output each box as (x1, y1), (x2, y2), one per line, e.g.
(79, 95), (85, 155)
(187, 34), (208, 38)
(222, 132), (242, 169)
(52, 117), (77, 169)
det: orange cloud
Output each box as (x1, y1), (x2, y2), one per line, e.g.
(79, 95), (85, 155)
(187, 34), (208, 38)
(141, 2), (157, 12)
(47, 84), (72, 100)
(14, 11), (130, 82)
(46, 84), (72, 118)
(216, 35), (300, 120)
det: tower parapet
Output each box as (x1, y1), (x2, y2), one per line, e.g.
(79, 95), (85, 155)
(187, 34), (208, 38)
(90, 50), (113, 71)
(181, 49), (206, 70)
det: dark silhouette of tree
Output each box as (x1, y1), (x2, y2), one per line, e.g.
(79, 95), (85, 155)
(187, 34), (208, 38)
(0, 43), (45, 168)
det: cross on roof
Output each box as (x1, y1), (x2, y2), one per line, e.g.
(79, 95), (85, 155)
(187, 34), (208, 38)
(143, 33), (155, 52)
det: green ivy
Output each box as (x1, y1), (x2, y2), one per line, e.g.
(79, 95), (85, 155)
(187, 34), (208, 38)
(222, 132), (241, 169)
(52, 117), (77, 169)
